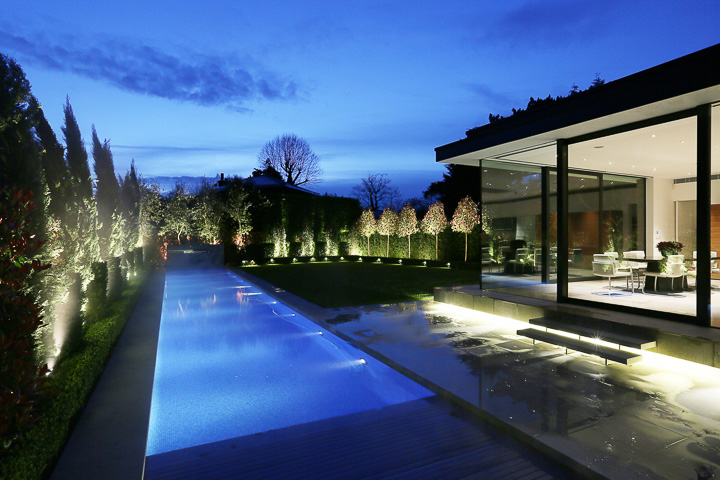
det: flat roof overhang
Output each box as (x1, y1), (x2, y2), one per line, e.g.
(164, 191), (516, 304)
(437, 43), (720, 166)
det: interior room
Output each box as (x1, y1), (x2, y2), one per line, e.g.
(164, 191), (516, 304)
(480, 105), (720, 324)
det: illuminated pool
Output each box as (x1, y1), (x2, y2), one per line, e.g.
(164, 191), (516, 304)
(145, 269), (432, 455)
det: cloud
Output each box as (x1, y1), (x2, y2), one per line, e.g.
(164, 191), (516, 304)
(0, 30), (298, 111)
(464, 83), (515, 110)
(478, 0), (623, 47)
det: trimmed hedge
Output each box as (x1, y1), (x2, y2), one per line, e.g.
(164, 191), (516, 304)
(0, 270), (149, 480)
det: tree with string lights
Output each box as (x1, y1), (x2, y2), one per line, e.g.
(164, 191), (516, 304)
(421, 201), (448, 260)
(451, 196), (479, 262)
(396, 204), (418, 258)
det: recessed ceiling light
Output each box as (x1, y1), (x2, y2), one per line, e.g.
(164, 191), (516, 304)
(653, 168), (657, 171)
(680, 140), (685, 143)
(632, 165), (636, 168)
(609, 162), (612, 165)
(651, 134), (656, 138)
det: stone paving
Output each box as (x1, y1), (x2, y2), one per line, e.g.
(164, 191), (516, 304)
(319, 301), (720, 480)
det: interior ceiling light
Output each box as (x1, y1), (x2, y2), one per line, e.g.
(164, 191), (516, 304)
(651, 134), (656, 138)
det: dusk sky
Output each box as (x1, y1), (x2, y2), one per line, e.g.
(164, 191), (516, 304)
(2, 1), (719, 199)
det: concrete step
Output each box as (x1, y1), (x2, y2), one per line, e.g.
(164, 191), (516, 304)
(529, 316), (656, 349)
(517, 328), (643, 365)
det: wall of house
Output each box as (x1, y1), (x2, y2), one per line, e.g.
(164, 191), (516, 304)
(647, 178), (675, 257)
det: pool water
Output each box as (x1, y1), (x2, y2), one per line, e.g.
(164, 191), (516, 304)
(145, 269), (432, 455)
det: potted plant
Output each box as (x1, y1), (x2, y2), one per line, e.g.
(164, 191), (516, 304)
(656, 240), (684, 273)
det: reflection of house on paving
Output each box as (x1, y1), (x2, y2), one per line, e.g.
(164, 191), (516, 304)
(434, 43), (720, 367)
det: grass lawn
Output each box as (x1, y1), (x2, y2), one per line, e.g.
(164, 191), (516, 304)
(240, 261), (478, 308)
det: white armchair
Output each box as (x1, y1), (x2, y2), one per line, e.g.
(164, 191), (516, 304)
(593, 254), (633, 294)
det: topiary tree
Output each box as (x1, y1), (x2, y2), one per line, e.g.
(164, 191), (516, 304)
(396, 204), (418, 258)
(421, 201), (448, 260)
(356, 209), (376, 255)
(376, 209), (397, 257)
(451, 196), (479, 262)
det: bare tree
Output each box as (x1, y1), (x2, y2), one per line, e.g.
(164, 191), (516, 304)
(257, 134), (322, 186)
(351, 173), (401, 211)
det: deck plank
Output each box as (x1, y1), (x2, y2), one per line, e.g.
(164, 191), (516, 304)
(144, 397), (571, 480)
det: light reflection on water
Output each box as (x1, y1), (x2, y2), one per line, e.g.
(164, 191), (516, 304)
(327, 302), (720, 479)
(146, 269), (432, 456)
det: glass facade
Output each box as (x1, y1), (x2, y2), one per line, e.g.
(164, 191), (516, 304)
(480, 161), (556, 301)
(473, 111), (717, 324)
(712, 105), (720, 327)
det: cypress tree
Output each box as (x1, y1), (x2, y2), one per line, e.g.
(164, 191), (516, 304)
(92, 125), (120, 260)
(119, 160), (141, 251)
(35, 104), (69, 219)
(61, 97), (92, 201)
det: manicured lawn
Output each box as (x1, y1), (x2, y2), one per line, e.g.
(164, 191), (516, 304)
(241, 261), (479, 308)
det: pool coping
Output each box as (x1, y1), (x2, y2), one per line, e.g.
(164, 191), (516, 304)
(231, 267), (606, 480)
(49, 269), (166, 480)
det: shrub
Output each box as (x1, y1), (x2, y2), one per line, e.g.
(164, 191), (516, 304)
(0, 188), (51, 451)
(0, 272), (147, 480)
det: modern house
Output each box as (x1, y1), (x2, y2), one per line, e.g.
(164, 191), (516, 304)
(435, 44), (720, 343)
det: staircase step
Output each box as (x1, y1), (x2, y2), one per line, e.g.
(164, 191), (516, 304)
(517, 328), (643, 365)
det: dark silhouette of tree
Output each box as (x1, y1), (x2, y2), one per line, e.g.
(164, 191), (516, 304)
(257, 134), (322, 186)
(0, 54), (44, 202)
(351, 173), (401, 211)
(92, 125), (120, 260)
(252, 159), (284, 180)
(486, 75), (606, 125)
(62, 97), (92, 201)
(423, 164), (480, 215)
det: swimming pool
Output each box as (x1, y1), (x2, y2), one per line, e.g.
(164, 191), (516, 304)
(145, 269), (433, 455)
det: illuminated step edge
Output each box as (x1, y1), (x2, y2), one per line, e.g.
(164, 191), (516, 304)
(517, 328), (643, 365)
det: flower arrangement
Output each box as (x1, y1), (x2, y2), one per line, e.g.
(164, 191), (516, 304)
(656, 241), (684, 257)
(657, 240), (684, 274)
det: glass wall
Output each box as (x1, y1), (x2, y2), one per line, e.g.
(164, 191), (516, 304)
(480, 161), (555, 301)
(568, 116), (695, 317)
(711, 105), (720, 327)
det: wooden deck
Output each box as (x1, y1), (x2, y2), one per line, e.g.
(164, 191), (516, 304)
(144, 396), (573, 479)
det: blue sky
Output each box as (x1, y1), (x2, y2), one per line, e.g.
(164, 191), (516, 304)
(2, 1), (719, 199)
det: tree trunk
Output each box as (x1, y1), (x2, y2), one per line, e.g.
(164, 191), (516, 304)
(435, 233), (438, 260)
(408, 234), (411, 258)
(367, 236), (370, 256)
(464, 232), (468, 262)
(386, 235), (389, 257)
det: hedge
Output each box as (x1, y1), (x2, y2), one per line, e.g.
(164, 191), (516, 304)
(0, 270), (149, 480)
